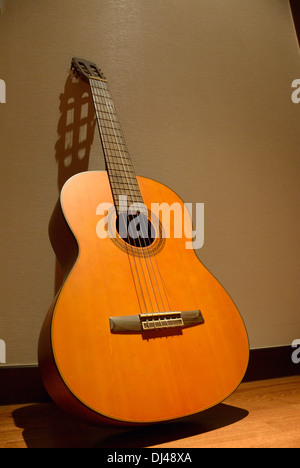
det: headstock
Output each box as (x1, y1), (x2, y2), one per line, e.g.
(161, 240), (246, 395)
(71, 57), (106, 82)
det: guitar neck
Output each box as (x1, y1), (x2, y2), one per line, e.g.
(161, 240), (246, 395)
(89, 77), (143, 214)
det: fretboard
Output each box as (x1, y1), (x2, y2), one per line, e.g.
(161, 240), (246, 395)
(89, 77), (144, 214)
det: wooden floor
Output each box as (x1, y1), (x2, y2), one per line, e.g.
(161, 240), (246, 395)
(0, 376), (300, 448)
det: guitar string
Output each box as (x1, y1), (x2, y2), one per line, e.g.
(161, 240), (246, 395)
(91, 78), (170, 316)
(103, 80), (172, 316)
(99, 82), (161, 316)
(89, 79), (149, 313)
(96, 79), (162, 315)
(90, 79), (161, 315)
(95, 78), (172, 318)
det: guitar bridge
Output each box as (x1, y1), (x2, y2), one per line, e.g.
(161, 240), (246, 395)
(140, 312), (184, 330)
(109, 310), (204, 333)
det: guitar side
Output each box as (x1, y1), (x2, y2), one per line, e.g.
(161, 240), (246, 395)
(38, 170), (249, 426)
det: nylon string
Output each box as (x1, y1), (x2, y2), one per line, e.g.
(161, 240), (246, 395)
(90, 78), (171, 317)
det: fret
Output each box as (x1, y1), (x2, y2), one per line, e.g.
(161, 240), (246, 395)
(110, 175), (136, 183)
(111, 186), (141, 193)
(112, 191), (142, 198)
(103, 149), (129, 159)
(109, 172), (137, 181)
(110, 175), (138, 183)
(104, 152), (132, 162)
(104, 152), (131, 162)
(96, 118), (122, 132)
(106, 159), (132, 169)
(105, 156), (133, 165)
(94, 105), (115, 114)
(94, 110), (119, 122)
(97, 121), (122, 132)
(89, 77), (144, 214)
(93, 92), (113, 101)
(102, 136), (124, 145)
(102, 137), (127, 147)
(96, 119), (119, 133)
(110, 183), (140, 191)
(109, 172), (138, 180)
(109, 170), (136, 178)
(104, 151), (130, 160)
(101, 130), (126, 139)
(111, 189), (141, 196)
(91, 89), (111, 99)
(106, 158), (134, 165)
(106, 166), (135, 175)
(114, 194), (144, 200)
(109, 169), (136, 176)
(97, 124), (123, 139)
(114, 192), (144, 202)
(114, 199), (145, 212)
(103, 144), (128, 153)
(111, 189), (141, 197)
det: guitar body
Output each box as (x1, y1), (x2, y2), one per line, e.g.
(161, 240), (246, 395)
(39, 170), (249, 426)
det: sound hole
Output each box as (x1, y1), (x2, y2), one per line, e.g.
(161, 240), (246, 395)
(116, 212), (156, 248)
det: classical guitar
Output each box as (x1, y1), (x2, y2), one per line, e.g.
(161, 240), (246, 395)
(38, 58), (249, 426)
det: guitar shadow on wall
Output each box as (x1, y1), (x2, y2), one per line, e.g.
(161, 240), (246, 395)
(53, 72), (97, 294)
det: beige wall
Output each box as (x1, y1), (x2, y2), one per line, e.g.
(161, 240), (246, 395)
(0, 0), (299, 365)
